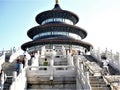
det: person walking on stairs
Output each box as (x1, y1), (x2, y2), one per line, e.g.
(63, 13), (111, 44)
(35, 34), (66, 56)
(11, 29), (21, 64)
(101, 55), (110, 75)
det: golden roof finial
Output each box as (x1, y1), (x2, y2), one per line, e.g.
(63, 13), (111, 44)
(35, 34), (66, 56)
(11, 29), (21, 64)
(56, 0), (59, 4)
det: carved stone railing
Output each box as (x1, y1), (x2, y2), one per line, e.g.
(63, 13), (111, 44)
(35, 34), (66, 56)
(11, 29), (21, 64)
(9, 67), (27, 90)
(0, 52), (5, 67)
(75, 56), (91, 90)
(103, 75), (120, 90)
(90, 48), (120, 72)
(9, 49), (23, 62)
(27, 65), (75, 76)
(26, 65), (75, 85)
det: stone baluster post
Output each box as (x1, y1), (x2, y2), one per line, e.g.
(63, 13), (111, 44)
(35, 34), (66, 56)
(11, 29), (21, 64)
(90, 46), (93, 55)
(31, 57), (34, 66)
(50, 58), (54, 66)
(115, 52), (119, 70)
(110, 49), (113, 64)
(49, 50), (55, 81)
(12, 71), (17, 81)
(66, 50), (69, 65)
(25, 58), (28, 67)
(67, 50), (69, 55)
(118, 53), (120, 71)
(20, 63), (23, 72)
(76, 57), (79, 68)
(68, 55), (74, 70)
(70, 56), (74, 66)
(34, 52), (39, 67)
(68, 55), (71, 66)
(85, 71), (90, 89)
(50, 50), (55, 66)
(80, 62), (84, 71)
(41, 46), (46, 58)
(105, 48), (108, 57)
(97, 48), (101, 61)
(85, 71), (89, 81)
(11, 71), (17, 90)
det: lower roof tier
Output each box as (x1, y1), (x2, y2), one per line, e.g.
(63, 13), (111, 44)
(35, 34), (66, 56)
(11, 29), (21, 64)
(27, 23), (87, 39)
(21, 38), (93, 51)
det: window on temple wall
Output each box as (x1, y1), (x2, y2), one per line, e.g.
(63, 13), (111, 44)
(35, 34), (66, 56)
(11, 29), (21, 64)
(41, 18), (73, 25)
(33, 34), (39, 40)
(53, 31), (66, 35)
(33, 32), (53, 40)
(69, 33), (81, 40)
(64, 19), (73, 25)
(55, 18), (63, 22)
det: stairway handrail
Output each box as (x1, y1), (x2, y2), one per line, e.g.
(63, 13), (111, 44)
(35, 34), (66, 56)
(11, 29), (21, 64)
(91, 48), (120, 72)
(0, 53), (5, 66)
(76, 64), (91, 90)
(9, 67), (27, 90)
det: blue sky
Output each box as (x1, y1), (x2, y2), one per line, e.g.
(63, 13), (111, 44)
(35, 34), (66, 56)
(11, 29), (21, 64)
(0, 0), (120, 52)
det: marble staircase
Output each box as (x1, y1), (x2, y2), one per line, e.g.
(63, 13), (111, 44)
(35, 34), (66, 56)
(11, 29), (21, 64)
(89, 76), (111, 90)
(84, 55), (120, 75)
(27, 76), (76, 90)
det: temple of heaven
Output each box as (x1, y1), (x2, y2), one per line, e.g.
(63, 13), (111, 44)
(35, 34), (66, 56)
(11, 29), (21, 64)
(21, 0), (93, 54)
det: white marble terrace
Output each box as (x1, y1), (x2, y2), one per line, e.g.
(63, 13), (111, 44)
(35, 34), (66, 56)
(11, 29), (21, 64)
(1, 46), (120, 90)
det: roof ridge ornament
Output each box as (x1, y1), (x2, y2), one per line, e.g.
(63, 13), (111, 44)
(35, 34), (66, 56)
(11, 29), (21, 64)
(56, 0), (59, 4)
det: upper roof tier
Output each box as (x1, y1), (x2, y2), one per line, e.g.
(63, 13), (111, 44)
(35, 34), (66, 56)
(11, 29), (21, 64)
(35, 3), (79, 25)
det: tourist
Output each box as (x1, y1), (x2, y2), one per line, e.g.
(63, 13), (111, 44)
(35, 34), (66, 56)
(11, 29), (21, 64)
(23, 55), (29, 67)
(44, 58), (48, 66)
(78, 51), (81, 55)
(101, 55), (110, 75)
(23, 48), (31, 60)
(0, 69), (7, 90)
(31, 52), (35, 59)
(22, 55), (25, 68)
(43, 58), (48, 70)
(30, 52), (35, 65)
(16, 58), (20, 75)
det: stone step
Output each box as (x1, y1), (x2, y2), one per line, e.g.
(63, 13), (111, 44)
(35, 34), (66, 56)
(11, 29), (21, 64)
(90, 81), (106, 85)
(91, 86), (111, 90)
(89, 76), (103, 81)
(90, 78), (106, 84)
(89, 78), (103, 81)
(90, 84), (108, 87)
(5, 77), (13, 84)
(3, 77), (13, 90)
(27, 83), (76, 89)
(28, 76), (76, 84)
(89, 76), (111, 89)
(27, 76), (76, 89)
(26, 89), (76, 90)
(28, 79), (76, 85)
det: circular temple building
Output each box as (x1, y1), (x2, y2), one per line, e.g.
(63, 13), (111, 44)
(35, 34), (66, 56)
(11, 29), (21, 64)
(21, 0), (93, 54)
